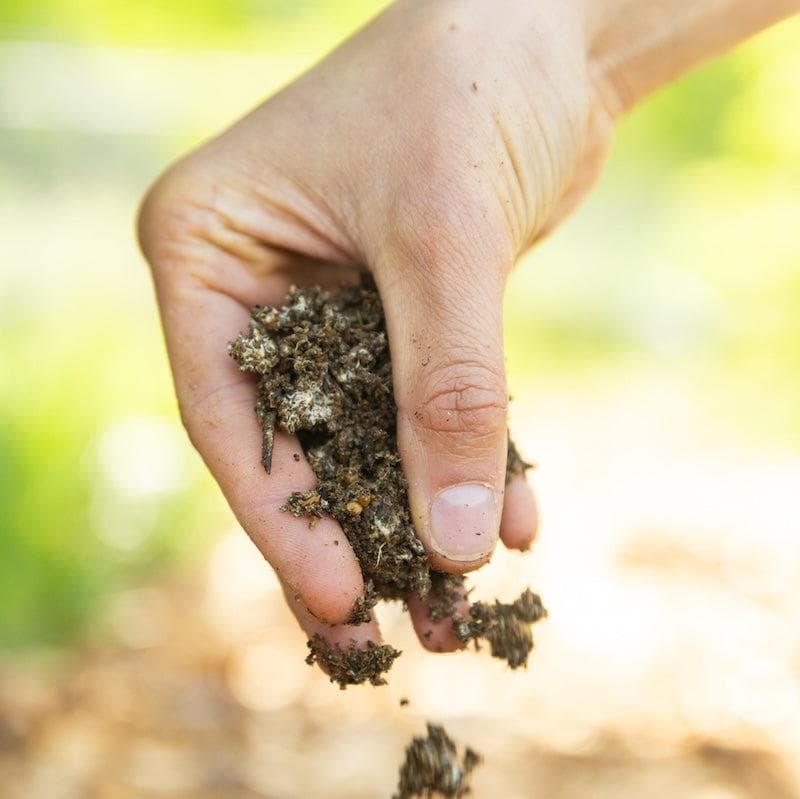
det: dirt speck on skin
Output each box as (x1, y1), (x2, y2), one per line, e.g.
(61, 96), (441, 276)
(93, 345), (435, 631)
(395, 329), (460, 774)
(228, 282), (546, 687)
(393, 723), (481, 799)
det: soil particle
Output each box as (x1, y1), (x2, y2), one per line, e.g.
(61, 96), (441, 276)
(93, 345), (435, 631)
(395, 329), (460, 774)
(507, 435), (534, 477)
(229, 281), (546, 685)
(426, 572), (467, 623)
(282, 489), (328, 525)
(393, 723), (481, 799)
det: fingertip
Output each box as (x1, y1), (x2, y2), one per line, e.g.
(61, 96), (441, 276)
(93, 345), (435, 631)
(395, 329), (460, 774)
(427, 481), (501, 564)
(293, 517), (366, 625)
(231, 430), (365, 626)
(407, 590), (469, 654)
(424, 549), (493, 575)
(499, 475), (539, 552)
(282, 580), (381, 645)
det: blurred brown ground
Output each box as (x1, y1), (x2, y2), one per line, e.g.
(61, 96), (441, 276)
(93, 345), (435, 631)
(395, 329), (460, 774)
(2, 9), (800, 797)
(2, 574), (798, 799)
(3, 382), (800, 799)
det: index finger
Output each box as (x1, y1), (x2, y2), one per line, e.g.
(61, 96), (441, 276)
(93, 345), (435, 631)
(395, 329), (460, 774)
(141, 214), (365, 625)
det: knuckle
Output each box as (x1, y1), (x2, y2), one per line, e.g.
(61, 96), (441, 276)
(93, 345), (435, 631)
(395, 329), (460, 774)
(413, 359), (507, 438)
(177, 380), (254, 453)
(177, 395), (204, 450)
(176, 395), (209, 454)
(136, 158), (208, 268)
(384, 182), (513, 285)
(390, 189), (469, 265)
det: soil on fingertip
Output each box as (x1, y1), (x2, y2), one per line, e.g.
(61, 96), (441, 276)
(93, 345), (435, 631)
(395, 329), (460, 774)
(305, 634), (401, 689)
(228, 280), (547, 689)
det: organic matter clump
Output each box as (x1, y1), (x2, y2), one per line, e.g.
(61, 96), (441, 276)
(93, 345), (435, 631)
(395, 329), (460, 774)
(229, 283), (431, 613)
(393, 723), (481, 799)
(453, 588), (548, 669)
(305, 635), (401, 689)
(229, 282), (546, 686)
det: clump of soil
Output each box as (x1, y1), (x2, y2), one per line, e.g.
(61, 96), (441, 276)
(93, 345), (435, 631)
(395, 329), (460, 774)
(507, 436), (533, 481)
(393, 723), (481, 799)
(426, 574), (547, 669)
(306, 635), (400, 689)
(453, 588), (547, 669)
(228, 281), (546, 687)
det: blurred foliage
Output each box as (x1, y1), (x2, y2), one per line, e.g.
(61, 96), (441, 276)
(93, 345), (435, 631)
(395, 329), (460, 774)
(506, 19), (800, 436)
(0, 0), (390, 49)
(1, 2), (798, 647)
(0, 311), (226, 646)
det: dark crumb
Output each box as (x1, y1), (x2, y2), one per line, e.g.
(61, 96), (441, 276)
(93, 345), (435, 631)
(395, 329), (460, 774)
(292, 452), (301, 461)
(471, 81), (478, 92)
(427, 572), (467, 623)
(282, 489), (328, 525)
(453, 589), (547, 669)
(229, 281), (546, 680)
(506, 435), (534, 478)
(400, 697), (410, 707)
(394, 723), (482, 799)
(305, 634), (400, 689)
(347, 583), (379, 625)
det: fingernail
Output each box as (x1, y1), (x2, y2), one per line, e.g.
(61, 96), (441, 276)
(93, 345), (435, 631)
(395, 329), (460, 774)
(429, 483), (499, 562)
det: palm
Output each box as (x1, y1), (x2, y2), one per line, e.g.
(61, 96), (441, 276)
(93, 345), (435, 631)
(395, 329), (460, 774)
(139, 0), (605, 659)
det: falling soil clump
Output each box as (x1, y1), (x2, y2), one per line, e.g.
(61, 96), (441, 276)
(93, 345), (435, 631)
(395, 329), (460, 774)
(229, 281), (546, 687)
(393, 723), (481, 799)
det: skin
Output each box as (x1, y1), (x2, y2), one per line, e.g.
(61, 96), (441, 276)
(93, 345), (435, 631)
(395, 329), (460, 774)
(138, 0), (798, 658)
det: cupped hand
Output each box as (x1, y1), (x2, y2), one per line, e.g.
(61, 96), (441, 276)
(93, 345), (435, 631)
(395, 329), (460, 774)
(138, 0), (616, 655)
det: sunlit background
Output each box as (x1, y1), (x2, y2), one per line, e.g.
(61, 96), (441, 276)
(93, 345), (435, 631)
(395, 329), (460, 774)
(1, 2), (799, 797)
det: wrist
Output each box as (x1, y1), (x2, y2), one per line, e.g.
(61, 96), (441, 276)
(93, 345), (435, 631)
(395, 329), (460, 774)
(582, 0), (799, 116)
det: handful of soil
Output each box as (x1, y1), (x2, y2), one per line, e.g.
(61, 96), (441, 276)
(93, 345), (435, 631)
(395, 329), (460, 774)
(229, 282), (546, 689)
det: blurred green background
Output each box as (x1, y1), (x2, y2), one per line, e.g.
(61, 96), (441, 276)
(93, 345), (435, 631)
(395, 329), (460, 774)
(2, 5), (800, 799)
(1, 1), (798, 649)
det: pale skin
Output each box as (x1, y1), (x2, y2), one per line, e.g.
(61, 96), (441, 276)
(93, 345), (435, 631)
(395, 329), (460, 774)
(138, 0), (799, 657)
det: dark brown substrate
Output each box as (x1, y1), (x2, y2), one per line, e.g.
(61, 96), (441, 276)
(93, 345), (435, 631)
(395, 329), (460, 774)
(393, 723), (482, 799)
(229, 282), (547, 691)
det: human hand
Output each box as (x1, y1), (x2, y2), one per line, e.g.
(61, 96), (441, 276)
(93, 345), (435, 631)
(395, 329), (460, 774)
(138, 0), (793, 655)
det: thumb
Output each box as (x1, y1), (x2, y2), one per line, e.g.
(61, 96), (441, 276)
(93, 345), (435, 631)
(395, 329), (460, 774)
(375, 235), (510, 573)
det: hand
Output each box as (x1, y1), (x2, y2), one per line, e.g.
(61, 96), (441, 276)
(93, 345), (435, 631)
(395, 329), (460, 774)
(137, 0), (793, 654)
